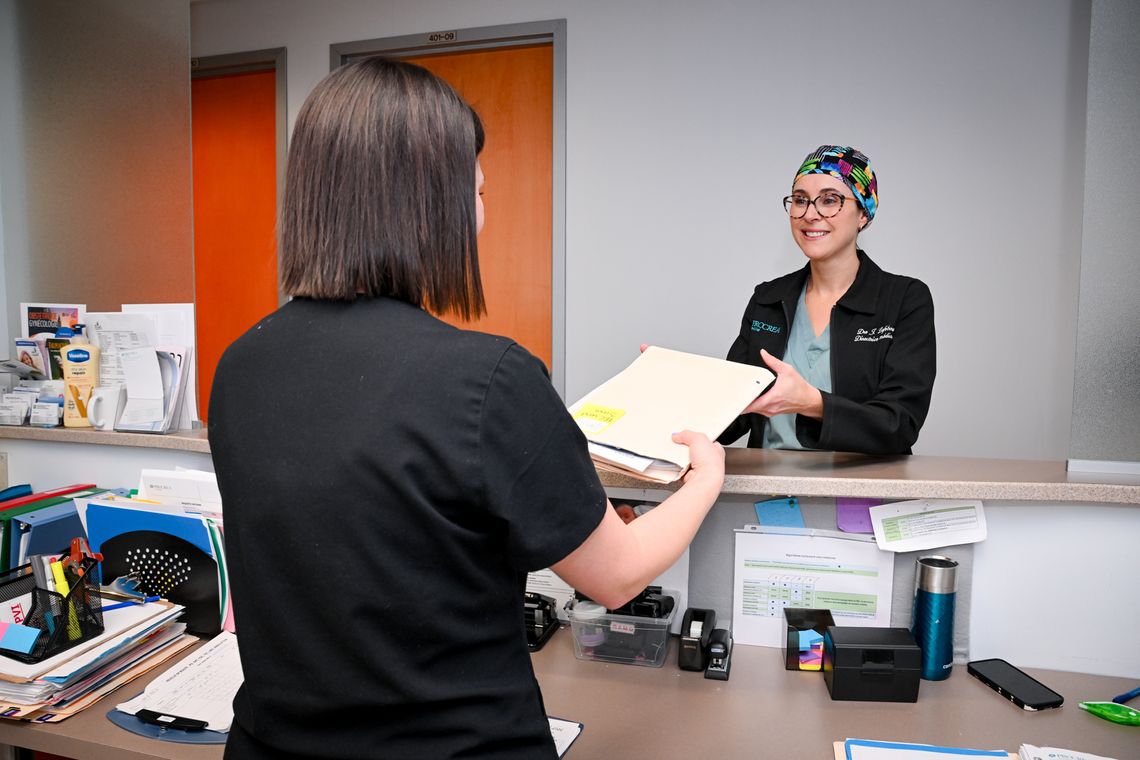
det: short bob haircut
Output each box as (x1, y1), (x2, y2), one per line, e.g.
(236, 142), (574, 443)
(280, 56), (485, 318)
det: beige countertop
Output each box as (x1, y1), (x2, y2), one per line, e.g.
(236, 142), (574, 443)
(0, 427), (1136, 504)
(600, 448), (1140, 504)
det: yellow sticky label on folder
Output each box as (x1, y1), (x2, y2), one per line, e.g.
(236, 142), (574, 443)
(573, 404), (625, 434)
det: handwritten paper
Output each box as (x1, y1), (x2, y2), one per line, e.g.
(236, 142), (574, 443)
(117, 630), (242, 732)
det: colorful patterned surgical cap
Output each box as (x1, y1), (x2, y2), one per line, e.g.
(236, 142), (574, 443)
(794, 146), (878, 227)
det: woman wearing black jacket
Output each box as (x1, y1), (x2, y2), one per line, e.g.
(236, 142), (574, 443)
(719, 146), (935, 455)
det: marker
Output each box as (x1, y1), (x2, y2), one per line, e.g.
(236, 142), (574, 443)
(1111, 685), (1140, 704)
(50, 559), (82, 639)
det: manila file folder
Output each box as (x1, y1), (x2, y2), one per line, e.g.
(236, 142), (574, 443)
(568, 346), (775, 483)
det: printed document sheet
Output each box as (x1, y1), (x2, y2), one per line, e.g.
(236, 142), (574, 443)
(732, 528), (894, 648)
(868, 499), (987, 553)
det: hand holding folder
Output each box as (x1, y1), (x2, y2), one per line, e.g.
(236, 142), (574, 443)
(568, 346), (775, 482)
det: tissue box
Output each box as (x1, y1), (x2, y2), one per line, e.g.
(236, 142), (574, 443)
(566, 591), (677, 668)
(783, 608), (835, 671)
(822, 626), (921, 702)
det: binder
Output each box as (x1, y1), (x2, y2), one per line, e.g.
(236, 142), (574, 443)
(0, 487), (102, 572)
(9, 489), (125, 570)
(0, 485), (33, 503)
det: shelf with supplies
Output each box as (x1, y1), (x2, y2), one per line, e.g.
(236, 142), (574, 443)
(0, 426), (210, 454)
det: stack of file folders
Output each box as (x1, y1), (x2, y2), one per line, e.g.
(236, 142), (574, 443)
(568, 346), (775, 483)
(0, 594), (192, 722)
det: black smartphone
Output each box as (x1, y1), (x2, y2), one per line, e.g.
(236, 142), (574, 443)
(966, 658), (1064, 711)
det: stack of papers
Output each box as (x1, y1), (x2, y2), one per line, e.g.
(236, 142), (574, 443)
(568, 347), (774, 483)
(0, 600), (192, 722)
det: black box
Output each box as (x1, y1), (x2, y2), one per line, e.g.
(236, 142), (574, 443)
(783, 608), (835, 671)
(822, 626), (921, 702)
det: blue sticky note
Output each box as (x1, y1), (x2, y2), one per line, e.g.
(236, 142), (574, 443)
(0, 621), (41, 654)
(755, 497), (805, 528)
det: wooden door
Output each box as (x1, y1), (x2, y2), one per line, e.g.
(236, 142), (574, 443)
(404, 45), (554, 368)
(191, 69), (279, 421)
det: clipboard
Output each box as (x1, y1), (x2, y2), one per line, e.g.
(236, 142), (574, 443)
(106, 705), (227, 744)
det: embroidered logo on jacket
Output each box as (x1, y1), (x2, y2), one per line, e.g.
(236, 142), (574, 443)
(854, 325), (894, 342)
(751, 320), (781, 334)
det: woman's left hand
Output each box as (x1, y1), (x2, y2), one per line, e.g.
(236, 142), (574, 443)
(743, 349), (825, 419)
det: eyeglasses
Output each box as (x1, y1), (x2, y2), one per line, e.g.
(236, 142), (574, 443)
(782, 192), (852, 219)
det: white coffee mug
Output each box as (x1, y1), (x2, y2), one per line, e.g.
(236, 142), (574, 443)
(87, 384), (126, 431)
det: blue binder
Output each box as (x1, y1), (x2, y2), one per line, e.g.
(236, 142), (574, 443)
(8, 489), (127, 570)
(9, 501), (84, 570)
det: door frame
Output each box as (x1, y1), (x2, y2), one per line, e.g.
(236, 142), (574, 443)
(330, 21), (568, 397)
(190, 47), (288, 308)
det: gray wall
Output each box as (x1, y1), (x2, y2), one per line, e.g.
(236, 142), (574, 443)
(191, 0), (1091, 461)
(0, 0), (194, 331)
(1071, 0), (1140, 464)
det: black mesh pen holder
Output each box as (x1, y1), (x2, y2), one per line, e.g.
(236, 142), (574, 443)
(0, 558), (104, 664)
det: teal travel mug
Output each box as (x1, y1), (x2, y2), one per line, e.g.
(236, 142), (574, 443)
(911, 555), (957, 681)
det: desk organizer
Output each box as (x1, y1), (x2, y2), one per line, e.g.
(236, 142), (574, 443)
(0, 558), (103, 664)
(783, 607), (835, 671)
(566, 591), (677, 668)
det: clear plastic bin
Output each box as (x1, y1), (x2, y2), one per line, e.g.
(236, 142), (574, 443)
(565, 591), (677, 667)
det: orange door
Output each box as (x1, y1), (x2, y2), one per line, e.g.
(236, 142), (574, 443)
(405, 45), (554, 368)
(191, 70), (279, 421)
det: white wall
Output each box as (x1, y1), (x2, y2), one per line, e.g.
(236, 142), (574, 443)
(1071, 0), (1140, 464)
(191, 0), (1089, 460)
(0, 0), (22, 348)
(970, 501), (1140, 677)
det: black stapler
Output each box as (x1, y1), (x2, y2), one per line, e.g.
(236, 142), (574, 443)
(704, 628), (732, 680)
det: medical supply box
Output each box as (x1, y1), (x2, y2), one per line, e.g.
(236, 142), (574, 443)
(822, 626), (922, 702)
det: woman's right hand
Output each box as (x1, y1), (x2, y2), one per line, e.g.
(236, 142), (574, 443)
(671, 430), (725, 490)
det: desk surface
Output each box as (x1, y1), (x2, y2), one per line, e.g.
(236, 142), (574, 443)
(0, 633), (1133, 759)
(532, 633), (1137, 759)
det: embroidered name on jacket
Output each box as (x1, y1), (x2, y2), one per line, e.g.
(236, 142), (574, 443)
(854, 325), (894, 342)
(751, 320), (781, 334)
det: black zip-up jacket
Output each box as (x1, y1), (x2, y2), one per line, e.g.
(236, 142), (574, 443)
(718, 250), (936, 455)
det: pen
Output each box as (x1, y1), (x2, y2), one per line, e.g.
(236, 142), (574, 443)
(1111, 685), (1140, 704)
(101, 597), (160, 612)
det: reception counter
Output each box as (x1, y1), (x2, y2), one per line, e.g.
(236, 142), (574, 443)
(0, 429), (1136, 678)
(0, 427), (1135, 503)
(598, 448), (1140, 504)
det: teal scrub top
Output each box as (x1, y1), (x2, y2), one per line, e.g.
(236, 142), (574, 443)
(762, 285), (833, 450)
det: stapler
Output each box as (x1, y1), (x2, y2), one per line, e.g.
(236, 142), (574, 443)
(704, 628), (732, 680)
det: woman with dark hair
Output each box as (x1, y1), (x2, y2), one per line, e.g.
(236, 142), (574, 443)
(209, 57), (724, 759)
(719, 146), (936, 454)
